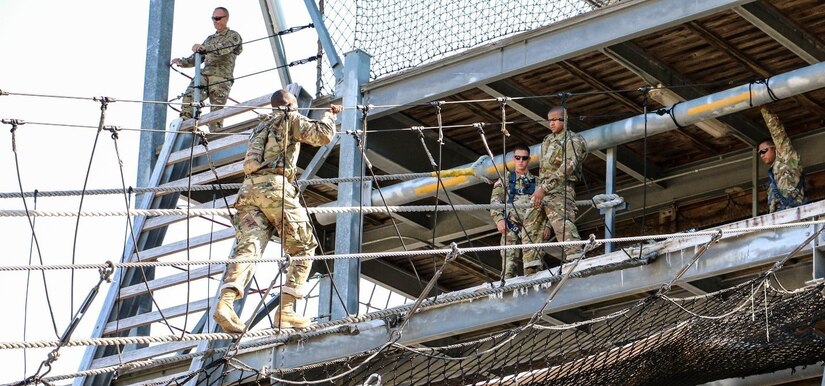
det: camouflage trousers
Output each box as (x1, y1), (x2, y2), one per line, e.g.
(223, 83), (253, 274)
(180, 74), (233, 132)
(220, 174), (317, 299)
(542, 190), (581, 262)
(508, 209), (547, 272)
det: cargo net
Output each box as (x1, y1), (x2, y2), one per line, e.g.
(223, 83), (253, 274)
(318, 0), (620, 93)
(242, 279), (825, 385)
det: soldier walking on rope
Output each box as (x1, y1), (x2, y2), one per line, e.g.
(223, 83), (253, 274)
(757, 106), (808, 212)
(171, 6), (242, 132)
(213, 89), (341, 333)
(528, 106), (587, 268)
(490, 144), (546, 278)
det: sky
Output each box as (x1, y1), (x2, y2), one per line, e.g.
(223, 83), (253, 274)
(0, 1), (328, 382)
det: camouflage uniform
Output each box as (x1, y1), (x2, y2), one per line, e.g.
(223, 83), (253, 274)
(762, 108), (807, 212)
(176, 29), (243, 132)
(491, 170), (545, 278)
(534, 129), (587, 264)
(220, 109), (336, 300)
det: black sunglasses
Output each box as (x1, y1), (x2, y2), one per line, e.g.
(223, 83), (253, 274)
(212, 15), (226, 21)
(758, 147), (774, 155)
(513, 155), (530, 161)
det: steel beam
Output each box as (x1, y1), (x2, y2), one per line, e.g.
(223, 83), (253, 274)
(602, 41), (765, 146)
(304, 0), (343, 83)
(318, 60), (825, 220)
(332, 50), (371, 319)
(246, 201), (825, 369)
(734, 1), (825, 65)
(362, 0), (752, 119)
(258, 0), (292, 86)
(478, 80), (665, 189)
(604, 147), (617, 253)
(137, 0), (174, 198)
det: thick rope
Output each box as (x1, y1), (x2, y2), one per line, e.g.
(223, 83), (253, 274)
(1, 219), (822, 272)
(0, 172), (453, 199)
(0, 197), (624, 217)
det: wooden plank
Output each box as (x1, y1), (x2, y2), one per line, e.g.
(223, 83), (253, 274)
(104, 298), (212, 334)
(131, 227), (236, 262)
(166, 129), (252, 166)
(178, 94), (271, 132)
(90, 341), (199, 369)
(142, 194), (237, 231)
(118, 265), (226, 300)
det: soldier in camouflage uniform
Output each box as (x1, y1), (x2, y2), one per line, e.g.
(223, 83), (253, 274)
(529, 106), (587, 267)
(758, 106), (807, 212)
(213, 89), (341, 333)
(491, 144), (546, 278)
(171, 7), (243, 132)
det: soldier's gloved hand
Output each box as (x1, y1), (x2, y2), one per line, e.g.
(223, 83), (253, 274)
(192, 44), (205, 53)
(543, 226), (552, 240)
(329, 104), (343, 114)
(496, 220), (507, 234)
(243, 159), (262, 176)
(531, 188), (545, 208)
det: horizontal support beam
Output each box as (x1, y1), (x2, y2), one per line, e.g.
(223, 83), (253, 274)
(734, 1), (825, 64)
(362, 0), (750, 118)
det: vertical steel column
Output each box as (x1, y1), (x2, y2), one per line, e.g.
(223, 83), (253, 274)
(332, 50), (370, 320)
(136, 0), (174, 192)
(814, 224), (825, 281)
(259, 0), (292, 86)
(317, 274), (333, 323)
(752, 147), (758, 217)
(603, 146), (617, 253)
(193, 53), (202, 120)
(304, 0), (344, 81)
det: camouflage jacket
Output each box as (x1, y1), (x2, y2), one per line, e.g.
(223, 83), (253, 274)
(245, 110), (337, 181)
(490, 170), (537, 224)
(762, 108), (806, 212)
(538, 129), (587, 195)
(178, 29), (243, 78)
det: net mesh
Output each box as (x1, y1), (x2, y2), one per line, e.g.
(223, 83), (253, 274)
(317, 0), (621, 94)
(213, 272), (825, 385)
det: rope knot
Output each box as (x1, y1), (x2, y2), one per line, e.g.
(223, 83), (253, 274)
(473, 122), (485, 134)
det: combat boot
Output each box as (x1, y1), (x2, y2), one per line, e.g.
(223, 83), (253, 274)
(213, 288), (246, 333)
(273, 293), (311, 329)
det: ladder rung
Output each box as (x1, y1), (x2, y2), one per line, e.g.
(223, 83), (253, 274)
(104, 298), (211, 334)
(118, 265), (226, 300)
(90, 340), (199, 369)
(143, 194), (237, 231)
(130, 227), (235, 262)
(166, 129), (251, 166)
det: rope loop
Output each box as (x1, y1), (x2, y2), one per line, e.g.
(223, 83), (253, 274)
(363, 373), (382, 386)
(446, 242), (461, 262)
(103, 125), (121, 140)
(100, 261), (115, 283)
(93, 96), (116, 111)
(279, 254), (291, 274)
